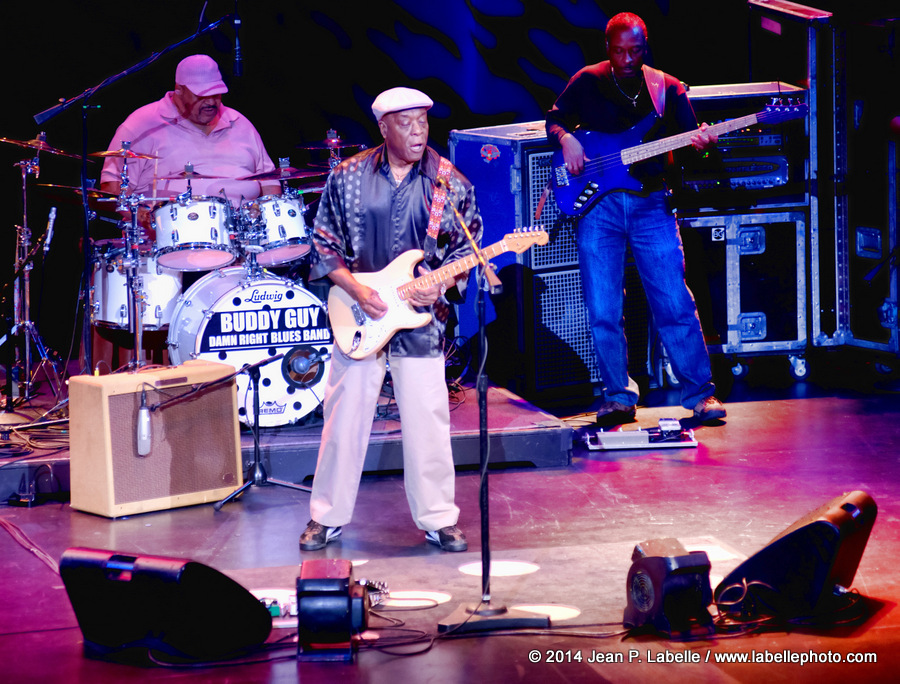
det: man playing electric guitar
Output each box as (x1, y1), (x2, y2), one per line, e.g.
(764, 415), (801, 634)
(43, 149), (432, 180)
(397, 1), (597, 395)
(300, 87), (483, 553)
(546, 11), (726, 427)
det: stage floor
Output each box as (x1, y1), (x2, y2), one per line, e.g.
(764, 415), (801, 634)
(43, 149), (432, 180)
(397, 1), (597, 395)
(1, 351), (899, 682)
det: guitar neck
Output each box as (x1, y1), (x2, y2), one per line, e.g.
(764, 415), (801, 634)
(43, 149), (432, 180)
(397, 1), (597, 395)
(620, 113), (759, 165)
(397, 240), (509, 300)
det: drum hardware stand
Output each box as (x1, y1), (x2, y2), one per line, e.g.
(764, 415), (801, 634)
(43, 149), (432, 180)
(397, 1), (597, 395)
(214, 353), (311, 511)
(2, 138), (64, 412)
(114, 144), (150, 370)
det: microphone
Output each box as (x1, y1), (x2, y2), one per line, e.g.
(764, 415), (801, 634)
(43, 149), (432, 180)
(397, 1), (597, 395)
(290, 351), (331, 374)
(43, 207), (57, 255)
(137, 389), (152, 456)
(233, 2), (243, 77)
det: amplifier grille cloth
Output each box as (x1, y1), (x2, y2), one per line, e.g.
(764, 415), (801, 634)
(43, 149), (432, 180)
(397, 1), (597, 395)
(108, 384), (239, 505)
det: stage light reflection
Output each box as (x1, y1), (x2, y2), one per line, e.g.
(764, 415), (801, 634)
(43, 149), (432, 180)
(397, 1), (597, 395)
(511, 604), (582, 621)
(382, 590), (452, 608)
(458, 560), (540, 577)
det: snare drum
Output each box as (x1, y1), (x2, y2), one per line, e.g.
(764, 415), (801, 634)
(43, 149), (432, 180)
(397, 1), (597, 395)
(90, 240), (183, 330)
(153, 196), (236, 271)
(241, 195), (310, 267)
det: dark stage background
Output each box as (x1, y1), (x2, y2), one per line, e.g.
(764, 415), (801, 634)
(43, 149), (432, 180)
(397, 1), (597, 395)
(0, 0), (890, 363)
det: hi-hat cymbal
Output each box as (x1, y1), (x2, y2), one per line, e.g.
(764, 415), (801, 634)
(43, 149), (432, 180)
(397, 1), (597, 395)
(238, 167), (328, 182)
(1, 136), (82, 159)
(89, 148), (159, 160)
(157, 170), (226, 180)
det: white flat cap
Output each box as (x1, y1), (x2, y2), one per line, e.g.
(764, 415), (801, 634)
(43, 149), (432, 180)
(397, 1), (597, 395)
(371, 87), (433, 121)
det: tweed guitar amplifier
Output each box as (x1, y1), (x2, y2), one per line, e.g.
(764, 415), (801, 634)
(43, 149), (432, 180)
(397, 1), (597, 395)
(69, 360), (242, 518)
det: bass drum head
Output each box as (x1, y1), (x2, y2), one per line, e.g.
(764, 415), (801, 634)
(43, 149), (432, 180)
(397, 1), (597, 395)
(167, 267), (332, 427)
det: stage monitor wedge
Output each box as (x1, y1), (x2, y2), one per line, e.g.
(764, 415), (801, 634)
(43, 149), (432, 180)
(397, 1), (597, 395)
(69, 360), (242, 517)
(714, 490), (877, 619)
(60, 547), (273, 663)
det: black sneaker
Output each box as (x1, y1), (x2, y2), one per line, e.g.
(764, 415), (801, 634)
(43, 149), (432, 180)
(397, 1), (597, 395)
(425, 525), (468, 552)
(595, 401), (637, 427)
(299, 520), (342, 551)
(693, 396), (726, 422)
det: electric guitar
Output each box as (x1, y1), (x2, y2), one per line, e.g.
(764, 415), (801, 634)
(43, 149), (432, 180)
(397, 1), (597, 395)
(551, 100), (808, 218)
(328, 227), (548, 359)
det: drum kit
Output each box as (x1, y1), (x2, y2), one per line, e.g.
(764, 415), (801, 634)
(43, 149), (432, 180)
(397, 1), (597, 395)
(2, 131), (365, 427)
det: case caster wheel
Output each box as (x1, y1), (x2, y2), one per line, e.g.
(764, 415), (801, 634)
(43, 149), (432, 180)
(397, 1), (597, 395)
(731, 362), (749, 378)
(788, 355), (808, 380)
(874, 362), (894, 376)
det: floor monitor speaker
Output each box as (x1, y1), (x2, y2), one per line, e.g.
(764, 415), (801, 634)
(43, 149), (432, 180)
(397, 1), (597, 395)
(60, 547), (272, 663)
(714, 490), (877, 618)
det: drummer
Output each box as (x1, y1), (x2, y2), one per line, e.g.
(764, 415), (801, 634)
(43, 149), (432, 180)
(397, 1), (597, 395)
(99, 54), (281, 230)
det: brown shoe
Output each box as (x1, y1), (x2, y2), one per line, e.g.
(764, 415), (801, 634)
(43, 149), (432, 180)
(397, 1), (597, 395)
(426, 525), (468, 552)
(299, 520), (342, 551)
(595, 401), (637, 428)
(693, 396), (726, 422)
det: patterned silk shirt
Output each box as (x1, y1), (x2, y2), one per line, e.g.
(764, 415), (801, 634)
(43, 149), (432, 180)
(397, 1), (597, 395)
(310, 144), (483, 357)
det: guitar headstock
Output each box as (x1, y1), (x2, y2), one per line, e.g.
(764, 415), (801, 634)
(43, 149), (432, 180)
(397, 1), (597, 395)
(759, 98), (809, 124)
(503, 226), (549, 253)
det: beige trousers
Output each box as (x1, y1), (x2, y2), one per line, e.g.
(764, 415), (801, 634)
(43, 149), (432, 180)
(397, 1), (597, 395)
(309, 348), (460, 531)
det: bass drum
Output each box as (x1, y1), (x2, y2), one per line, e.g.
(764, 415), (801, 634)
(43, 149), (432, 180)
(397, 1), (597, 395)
(167, 267), (332, 427)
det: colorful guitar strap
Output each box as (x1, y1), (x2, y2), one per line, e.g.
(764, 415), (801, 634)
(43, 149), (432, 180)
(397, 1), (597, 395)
(424, 156), (454, 259)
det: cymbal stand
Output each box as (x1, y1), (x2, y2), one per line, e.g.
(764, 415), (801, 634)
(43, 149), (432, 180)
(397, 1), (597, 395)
(5, 135), (63, 403)
(113, 145), (147, 370)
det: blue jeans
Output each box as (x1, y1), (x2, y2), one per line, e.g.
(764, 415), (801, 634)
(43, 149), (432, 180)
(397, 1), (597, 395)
(577, 191), (714, 409)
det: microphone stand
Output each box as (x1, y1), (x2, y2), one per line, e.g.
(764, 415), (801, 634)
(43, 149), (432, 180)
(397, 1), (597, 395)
(437, 192), (549, 634)
(31, 13), (235, 372)
(214, 354), (311, 511)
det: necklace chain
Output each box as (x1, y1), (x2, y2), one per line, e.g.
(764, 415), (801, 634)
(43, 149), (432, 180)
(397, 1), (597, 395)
(611, 71), (642, 107)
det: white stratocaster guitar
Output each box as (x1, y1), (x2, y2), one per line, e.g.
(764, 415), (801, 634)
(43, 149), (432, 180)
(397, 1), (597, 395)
(328, 227), (548, 359)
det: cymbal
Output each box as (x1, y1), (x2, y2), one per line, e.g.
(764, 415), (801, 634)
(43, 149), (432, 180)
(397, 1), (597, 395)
(89, 148), (158, 160)
(297, 138), (364, 150)
(37, 183), (120, 211)
(0, 136), (82, 159)
(237, 167), (328, 182)
(294, 182), (326, 195)
(37, 183), (117, 198)
(157, 170), (226, 180)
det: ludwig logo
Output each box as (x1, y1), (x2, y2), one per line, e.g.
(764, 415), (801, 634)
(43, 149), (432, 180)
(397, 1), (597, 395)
(480, 144), (501, 163)
(246, 289), (284, 304)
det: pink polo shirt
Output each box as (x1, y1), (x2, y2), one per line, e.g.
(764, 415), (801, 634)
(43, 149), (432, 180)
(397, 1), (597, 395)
(99, 92), (276, 205)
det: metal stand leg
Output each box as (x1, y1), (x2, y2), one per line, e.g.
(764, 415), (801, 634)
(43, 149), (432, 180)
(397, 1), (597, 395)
(214, 360), (310, 511)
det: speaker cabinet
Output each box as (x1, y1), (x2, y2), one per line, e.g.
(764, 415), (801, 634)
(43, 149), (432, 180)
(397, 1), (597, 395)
(450, 123), (650, 397)
(715, 490), (877, 618)
(69, 360), (242, 517)
(60, 547), (272, 663)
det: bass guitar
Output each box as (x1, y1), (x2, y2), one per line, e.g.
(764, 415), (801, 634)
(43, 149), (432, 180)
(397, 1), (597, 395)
(328, 227), (548, 359)
(551, 100), (808, 218)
